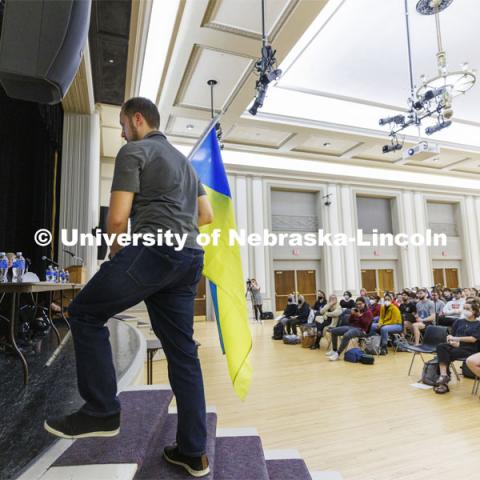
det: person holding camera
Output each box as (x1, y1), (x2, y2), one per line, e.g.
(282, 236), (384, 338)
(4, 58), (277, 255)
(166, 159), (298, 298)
(247, 279), (263, 321)
(327, 297), (373, 361)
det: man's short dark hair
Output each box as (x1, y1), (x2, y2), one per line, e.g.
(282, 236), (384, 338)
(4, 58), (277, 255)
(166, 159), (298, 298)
(121, 97), (160, 129)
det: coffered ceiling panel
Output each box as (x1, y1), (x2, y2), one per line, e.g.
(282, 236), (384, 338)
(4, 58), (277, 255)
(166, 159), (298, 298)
(167, 116), (211, 138)
(294, 134), (359, 155)
(176, 47), (253, 112)
(225, 125), (292, 148)
(203, 0), (293, 39)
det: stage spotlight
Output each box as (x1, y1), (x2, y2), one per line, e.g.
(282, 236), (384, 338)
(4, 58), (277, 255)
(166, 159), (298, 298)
(425, 120), (452, 135)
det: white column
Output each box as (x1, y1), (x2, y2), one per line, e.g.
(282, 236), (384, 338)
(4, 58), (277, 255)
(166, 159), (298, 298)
(234, 175), (249, 282)
(58, 112), (100, 280)
(340, 184), (360, 294)
(413, 192), (432, 287)
(462, 197), (480, 286)
(251, 177), (267, 302)
(323, 183), (345, 295)
(399, 191), (419, 287)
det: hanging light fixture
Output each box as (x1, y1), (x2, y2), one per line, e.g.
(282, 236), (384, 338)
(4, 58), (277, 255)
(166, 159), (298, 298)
(207, 79), (224, 149)
(379, 0), (476, 153)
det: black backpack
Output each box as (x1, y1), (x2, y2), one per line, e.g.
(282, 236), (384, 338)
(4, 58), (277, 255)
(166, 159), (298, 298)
(272, 322), (284, 340)
(261, 311), (274, 320)
(421, 358), (443, 386)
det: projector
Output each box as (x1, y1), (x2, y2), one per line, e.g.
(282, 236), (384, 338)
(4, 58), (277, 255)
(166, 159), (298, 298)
(402, 141), (440, 160)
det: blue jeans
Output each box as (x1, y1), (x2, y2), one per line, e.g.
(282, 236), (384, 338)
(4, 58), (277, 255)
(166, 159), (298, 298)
(369, 323), (403, 347)
(68, 244), (206, 456)
(330, 326), (364, 354)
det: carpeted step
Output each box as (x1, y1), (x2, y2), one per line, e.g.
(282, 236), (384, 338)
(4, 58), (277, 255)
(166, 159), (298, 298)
(264, 449), (311, 480)
(134, 411), (217, 479)
(53, 386), (173, 467)
(213, 430), (269, 480)
(266, 459), (312, 480)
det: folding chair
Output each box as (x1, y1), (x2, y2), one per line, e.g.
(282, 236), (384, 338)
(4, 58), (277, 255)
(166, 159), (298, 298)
(404, 325), (448, 376)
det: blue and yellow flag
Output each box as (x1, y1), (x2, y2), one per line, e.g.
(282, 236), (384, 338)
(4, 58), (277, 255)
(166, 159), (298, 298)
(190, 127), (252, 400)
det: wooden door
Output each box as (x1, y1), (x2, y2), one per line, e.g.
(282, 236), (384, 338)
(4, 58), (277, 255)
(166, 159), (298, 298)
(296, 270), (316, 307)
(445, 268), (459, 288)
(361, 270), (377, 295)
(194, 276), (206, 318)
(274, 270), (295, 312)
(378, 269), (394, 293)
(433, 269), (445, 287)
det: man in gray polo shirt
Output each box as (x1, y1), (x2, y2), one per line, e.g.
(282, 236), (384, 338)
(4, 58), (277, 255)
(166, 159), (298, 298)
(45, 98), (213, 478)
(411, 288), (435, 345)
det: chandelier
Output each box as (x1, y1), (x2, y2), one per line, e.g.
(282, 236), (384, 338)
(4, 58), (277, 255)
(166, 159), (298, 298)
(380, 0), (476, 153)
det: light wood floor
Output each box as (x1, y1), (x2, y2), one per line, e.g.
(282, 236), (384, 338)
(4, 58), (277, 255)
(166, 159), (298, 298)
(139, 317), (480, 480)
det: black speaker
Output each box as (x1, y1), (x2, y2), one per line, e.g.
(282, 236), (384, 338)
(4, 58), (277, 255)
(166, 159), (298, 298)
(0, 0), (91, 104)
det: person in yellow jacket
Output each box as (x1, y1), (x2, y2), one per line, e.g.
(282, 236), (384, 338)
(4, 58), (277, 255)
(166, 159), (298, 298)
(369, 293), (403, 355)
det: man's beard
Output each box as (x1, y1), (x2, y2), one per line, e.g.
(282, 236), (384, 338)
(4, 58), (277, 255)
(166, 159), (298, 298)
(127, 119), (141, 141)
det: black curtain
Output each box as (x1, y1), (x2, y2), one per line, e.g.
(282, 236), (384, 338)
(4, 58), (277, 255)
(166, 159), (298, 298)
(0, 85), (63, 277)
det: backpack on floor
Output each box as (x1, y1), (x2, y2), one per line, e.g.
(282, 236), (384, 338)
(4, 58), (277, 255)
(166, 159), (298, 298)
(363, 335), (381, 355)
(272, 322), (284, 340)
(344, 348), (364, 363)
(299, 324), (317, 348)
(360, 354), (375, 365)
(283, 334), (300, 345)
(421, 358), (440, 386)
(261, 311), (274, 320)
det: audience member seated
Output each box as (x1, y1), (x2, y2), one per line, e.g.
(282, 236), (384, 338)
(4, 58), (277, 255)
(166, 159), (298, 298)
(434, 301), (480, 394)
(276, 295), (298, 332)
(326, 297), (373, 361)
(285, 295), (311, 335)
(369, 293), (403, 355)
(439, 288), (465, 327)
(368, 295), (381, 320)
(310, 294), (342, 350)
(399, 291), (417, 331)
(313, 290), (327, 313)
(406, 288), (435, 345)
(357, 288), (371, 306)
(340, 291), (355, 310)
(431, 290), (445, 323)
(440, 288), (452, 303)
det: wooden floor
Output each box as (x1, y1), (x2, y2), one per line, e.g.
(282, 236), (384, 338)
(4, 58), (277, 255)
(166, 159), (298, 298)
(140, 317), (480, 480)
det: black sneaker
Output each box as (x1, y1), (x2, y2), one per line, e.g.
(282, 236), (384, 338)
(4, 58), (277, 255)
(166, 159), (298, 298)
(380, 347), (388, 356)
(44, 410), (120, 439)
(164, 444), (210, 478)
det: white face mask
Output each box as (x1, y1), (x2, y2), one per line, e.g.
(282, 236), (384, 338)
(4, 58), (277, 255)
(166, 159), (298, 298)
(384, 301), (391, 307)
(344, 295), (350, 301)
(463, 310), (474, 320)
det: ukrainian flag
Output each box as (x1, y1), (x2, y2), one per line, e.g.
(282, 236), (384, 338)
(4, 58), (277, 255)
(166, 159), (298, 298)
(190, 125), (252, 400)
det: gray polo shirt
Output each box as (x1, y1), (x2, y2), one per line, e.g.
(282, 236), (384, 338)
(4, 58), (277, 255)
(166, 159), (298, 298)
(111, 131), (206, 250)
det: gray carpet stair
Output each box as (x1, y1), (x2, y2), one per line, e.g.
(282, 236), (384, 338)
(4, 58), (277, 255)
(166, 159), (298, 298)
(53, 388), (173, 467)
(47, 388), (317, 480)
(266, 459), (312, 480)
(134, 412), (217, 479)
(213, 435), (269, 480)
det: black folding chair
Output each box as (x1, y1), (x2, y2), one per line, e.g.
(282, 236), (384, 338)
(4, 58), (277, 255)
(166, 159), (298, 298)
(404, 325), (448, 376)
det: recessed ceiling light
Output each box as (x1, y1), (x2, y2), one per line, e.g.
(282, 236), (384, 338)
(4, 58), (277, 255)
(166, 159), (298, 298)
(186, 124), (195, 130)
(108, 59), (114, 64)
(323, 142), (331, 147)
(432, 158), (439, 162)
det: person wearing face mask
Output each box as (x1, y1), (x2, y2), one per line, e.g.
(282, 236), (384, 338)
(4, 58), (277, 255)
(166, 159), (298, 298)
(434, 301), (480, 394)
(285, 295), (311, 335)
(369, 293), (403, 355)
(311, 294), (342, 350)
(408, 288), (435, 345)
(340, 291), (355, 310)
(368, 296), (381, 320)
(313, 290), (327, 313)
(439, 288), (465, 327)
(275, 295), (298, 333)
(327, 298), (373, 361)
